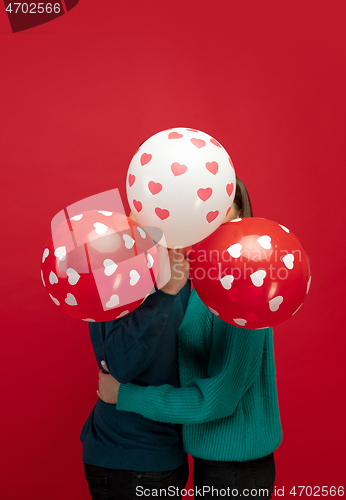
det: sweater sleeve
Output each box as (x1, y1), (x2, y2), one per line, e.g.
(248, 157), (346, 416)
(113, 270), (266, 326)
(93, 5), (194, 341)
(99, 289), (176, 383)
(117, 324), (268, 423)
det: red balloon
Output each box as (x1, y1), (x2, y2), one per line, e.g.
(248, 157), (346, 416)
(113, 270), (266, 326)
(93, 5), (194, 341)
(41, 211), (162, 322)
(189, 218), (311, 329)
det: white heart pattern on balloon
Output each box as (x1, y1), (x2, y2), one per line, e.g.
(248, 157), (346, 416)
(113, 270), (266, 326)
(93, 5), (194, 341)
(54, 246), (66, 261)
(283, 254), (294, 270)
(137, 227), (147, 239)
(65, 293), (78, 306)
(93, 222), (108, 235)
(233, 318), (247, 326)
(103, 259), (118, 276)
(129, 270), (140, 286)
(208, 306), (220, 316)
(147, 253), (154, 269)
(49, 294), (60, 306)
(66, 268), (81, 285)
(220, 275), (235, 290)
(98, 210), (113, 216)
(227, 243), (242, 258)
(70, 214), (83, 221)
(42, 248), (49, 263)
(269, 296), (284, 312)
(123, 234), (135, 249)
(257, 235), (272, 250)
(250, 270), (266, 287)
(49, 271), (58, 285)
(116, 310), (130, 319)
(106, 294), (120, 309)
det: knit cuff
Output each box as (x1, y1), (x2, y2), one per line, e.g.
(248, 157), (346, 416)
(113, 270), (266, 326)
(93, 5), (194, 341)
(117, 382), (147, 413)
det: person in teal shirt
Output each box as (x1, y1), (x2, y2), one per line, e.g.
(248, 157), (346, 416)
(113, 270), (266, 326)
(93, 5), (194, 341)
(98, 178), (283, 499)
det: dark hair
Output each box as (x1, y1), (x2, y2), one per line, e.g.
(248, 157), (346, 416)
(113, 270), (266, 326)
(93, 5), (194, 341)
(233, 177), (253, 217)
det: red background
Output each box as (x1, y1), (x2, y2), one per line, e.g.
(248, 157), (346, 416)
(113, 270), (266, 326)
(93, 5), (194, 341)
(1, 1), (345, 499)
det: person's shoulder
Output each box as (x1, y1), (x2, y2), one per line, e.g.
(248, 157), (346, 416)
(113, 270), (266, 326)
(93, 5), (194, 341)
(211, 312), (274, 338)
(189, 288), (209, 313)
(187, 289), (274, 337)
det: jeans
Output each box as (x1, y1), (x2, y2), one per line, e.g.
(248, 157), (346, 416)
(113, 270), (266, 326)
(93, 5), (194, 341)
(84, 461), (189, 500)
(193, 453), (276, 499)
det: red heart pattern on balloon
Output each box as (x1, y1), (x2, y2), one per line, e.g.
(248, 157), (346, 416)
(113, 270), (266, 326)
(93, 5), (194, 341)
(226, 183), (234, 196)
(140, 153), (152, 166)
(191, 138), (206, 149)
(197, 188), (213, 202)
(129, 174), (136, 187)
(206, 210), (219, 223)
(126, 127), (237, 247)
(148, 181), (163, 195)
(155, 207), (170, 220)
(168, 132), (183, 139)
(171, 162), (188, 176)
(210, 138), (222, 148)
(133, 200), (143, 212)
(206, 162), (219, 175)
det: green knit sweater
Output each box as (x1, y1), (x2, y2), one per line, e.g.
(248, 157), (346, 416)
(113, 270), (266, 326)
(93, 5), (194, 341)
(117, 288), (283, 462)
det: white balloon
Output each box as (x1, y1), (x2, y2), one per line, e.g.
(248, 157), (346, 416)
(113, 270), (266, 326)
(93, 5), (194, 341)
(126, 128), (236, 248)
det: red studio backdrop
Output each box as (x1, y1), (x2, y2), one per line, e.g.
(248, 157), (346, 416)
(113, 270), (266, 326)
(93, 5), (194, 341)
(0, 1), (345, 499)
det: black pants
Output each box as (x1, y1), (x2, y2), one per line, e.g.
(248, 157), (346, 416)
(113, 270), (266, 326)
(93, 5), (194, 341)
(84, 461), (189, 500)
(193, 453), (276, 499)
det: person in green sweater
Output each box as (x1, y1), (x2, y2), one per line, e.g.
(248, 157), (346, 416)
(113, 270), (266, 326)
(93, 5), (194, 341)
(98, 177), (283, 499)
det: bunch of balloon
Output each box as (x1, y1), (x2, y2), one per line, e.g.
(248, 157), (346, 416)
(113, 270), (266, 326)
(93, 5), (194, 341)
(189, 217), (311, 329)
(41, 127), (237, 321)
(41, 127), (311, 329)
